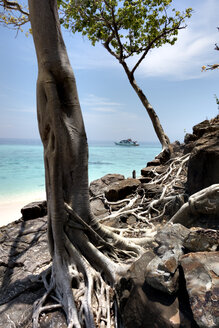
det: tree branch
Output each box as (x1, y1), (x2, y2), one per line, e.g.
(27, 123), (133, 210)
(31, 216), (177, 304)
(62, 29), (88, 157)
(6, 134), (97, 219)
(103, 33), (120, 60)
(104, 0), (124, 61)
(2, 0), (29, 16)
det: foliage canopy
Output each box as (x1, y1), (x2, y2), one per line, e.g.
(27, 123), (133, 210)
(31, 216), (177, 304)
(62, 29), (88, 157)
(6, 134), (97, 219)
(0, 0), (29, 32)
(59, 0), (192, 72)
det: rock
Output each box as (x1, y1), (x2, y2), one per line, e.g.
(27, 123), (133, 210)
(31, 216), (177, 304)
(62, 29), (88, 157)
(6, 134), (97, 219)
(145, 253), (180, 294)
(120, 283), (183, 328)
(141, 166), (155, 178)
(139, 176), (152, 183)
(144, 224), (190, 294)
(187, 130), (219, 195)
(155, 223), (190, 250)
(145, 223), (189, 294)
(128, 250), (156, 285)
(147, 158), (161, 167)
(0, 287), (45, 328)
(171, 140), (183, 153)
(183, 228), (219, 252)
(89, 173), (124, 197)
(90, 198), (109, 218)
(142, 184), (163, 197)
(193, 119), (219, 139)
(141, 165), (166, 179)
(156, 148), (171, 164)
(21, 200), (47, 220)
(0, 217), (51, 328)
(104, 178), (141, 202)
(184, 133), (197, 144)
(184, 117), (219, 154)
(181, 252), (219, 328)
(154, 165), (167, 175)
(118, 251), (195, 328)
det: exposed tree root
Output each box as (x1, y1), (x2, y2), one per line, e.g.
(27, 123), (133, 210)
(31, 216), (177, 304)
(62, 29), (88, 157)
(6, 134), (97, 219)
(170, 183), (219, 226)
(98, 154), (189, 234)
(32, 153), (193, 327)
(32, 152), (219, 327)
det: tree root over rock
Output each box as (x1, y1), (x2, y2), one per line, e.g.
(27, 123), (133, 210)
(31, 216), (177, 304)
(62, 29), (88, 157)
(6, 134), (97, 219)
(32, 153), (195, 327)
(33, 210), (144, 328)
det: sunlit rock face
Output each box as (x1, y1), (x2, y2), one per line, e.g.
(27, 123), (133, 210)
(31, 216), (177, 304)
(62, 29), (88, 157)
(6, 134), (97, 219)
(186, 117), (219, 195)
(181, 252), (219, 328)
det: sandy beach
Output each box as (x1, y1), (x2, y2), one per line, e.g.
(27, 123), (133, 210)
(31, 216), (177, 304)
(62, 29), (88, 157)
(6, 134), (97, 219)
(0, 190), (46, 227)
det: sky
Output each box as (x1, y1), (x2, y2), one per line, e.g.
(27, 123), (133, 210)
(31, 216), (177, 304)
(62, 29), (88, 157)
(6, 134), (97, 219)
(0, 0), (219, 143)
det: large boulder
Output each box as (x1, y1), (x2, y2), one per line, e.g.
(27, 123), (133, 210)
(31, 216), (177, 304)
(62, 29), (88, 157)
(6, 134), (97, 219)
(21, 200), (47, 220)
(89, 173), (125, 197)
(105, 178), (141, 202)
(144, 223), (189, 294)
(118, 251), (195, 328)
(181, 252), (219, 328)
(187, 130), (219, 195)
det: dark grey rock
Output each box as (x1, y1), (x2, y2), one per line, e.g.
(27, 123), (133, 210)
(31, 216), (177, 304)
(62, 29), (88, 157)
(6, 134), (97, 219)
(147, 159), (161, 167)
(184, 133), (197, 144)
(183, 228), (219, 252)
(0, 217), (51, 328)
(181, 252), (219, 328)
(144, 224), (190, 294)
(89, 173), (124, 197)
(21, 200), (47, 220)
(187, 130), (219, 195)
(118, 251), (195, 328)
(105, 178), (141, 202)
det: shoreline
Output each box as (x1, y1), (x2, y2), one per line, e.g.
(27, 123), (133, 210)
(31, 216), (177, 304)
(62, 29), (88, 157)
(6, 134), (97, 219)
(0, 190), (46, 227)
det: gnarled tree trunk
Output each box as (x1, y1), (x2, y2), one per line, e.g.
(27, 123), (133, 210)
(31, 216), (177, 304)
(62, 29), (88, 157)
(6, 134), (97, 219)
(29, 1), (142, 326)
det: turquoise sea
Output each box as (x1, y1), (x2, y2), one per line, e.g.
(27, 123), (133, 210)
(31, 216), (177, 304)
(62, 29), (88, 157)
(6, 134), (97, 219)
(0, 138), (161, 201)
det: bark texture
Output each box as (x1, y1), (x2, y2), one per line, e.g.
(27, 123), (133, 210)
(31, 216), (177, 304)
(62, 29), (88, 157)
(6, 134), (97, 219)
(28, 1), (140, 326)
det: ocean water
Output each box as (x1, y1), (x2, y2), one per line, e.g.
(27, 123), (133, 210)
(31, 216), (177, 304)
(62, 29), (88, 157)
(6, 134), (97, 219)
(0, 138), (161, 201)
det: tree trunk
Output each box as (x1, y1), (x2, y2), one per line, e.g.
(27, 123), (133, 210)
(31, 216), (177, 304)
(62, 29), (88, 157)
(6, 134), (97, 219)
(121, 61), (170, 152)
(29, 0), (91, 255)
(28, 1), (141, 326)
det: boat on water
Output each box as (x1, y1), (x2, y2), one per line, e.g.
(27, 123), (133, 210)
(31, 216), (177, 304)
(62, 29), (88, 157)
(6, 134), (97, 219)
(114, 138), (139, 146)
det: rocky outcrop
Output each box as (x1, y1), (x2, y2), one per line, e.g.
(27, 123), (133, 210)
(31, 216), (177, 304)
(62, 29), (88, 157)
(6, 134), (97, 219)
(119, 222), (219, 328)
(183, 116), (219, 195)
(187, 130), (219, 195)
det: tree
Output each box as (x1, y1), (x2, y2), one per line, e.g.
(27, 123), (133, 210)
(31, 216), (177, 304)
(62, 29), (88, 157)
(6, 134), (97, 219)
(2, 3), (219, 327)
(1, 0), (145, 326)
(59, 0), (192, 153)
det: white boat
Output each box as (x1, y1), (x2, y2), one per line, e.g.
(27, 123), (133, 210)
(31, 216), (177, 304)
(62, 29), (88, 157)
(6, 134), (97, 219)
(115, 138), (139, 146)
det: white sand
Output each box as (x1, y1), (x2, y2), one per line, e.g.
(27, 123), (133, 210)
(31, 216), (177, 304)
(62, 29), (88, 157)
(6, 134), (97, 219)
(0, 190), (46, 227)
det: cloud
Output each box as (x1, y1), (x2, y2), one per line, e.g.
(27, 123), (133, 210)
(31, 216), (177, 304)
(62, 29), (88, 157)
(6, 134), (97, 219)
(81, 94), (123, 113)
(66, 0), (219, 81)
(131, 0), (219, 80)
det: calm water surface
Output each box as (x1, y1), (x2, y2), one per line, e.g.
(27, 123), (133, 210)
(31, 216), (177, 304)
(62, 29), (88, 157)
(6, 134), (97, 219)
(0, 139), (161, 200)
